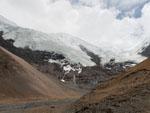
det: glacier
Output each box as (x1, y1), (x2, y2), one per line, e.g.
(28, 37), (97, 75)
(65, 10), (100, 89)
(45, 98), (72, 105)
(0, 15), (149, 66)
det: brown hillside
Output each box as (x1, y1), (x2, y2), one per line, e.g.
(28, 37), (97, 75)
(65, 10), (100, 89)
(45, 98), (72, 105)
(0, 46), (80, 104)
(69, 58), (150, 113)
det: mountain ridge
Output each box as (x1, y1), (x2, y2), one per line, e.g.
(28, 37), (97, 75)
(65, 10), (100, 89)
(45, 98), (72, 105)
(0, 14), (148, 66)
(68, 58), (150, 113)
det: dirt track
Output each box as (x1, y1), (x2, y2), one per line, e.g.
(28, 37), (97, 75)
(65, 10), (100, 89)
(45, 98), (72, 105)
(0, 99), (76, 113)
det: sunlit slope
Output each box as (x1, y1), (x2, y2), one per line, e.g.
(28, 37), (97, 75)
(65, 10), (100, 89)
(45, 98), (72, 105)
(0, 47), (80, 103)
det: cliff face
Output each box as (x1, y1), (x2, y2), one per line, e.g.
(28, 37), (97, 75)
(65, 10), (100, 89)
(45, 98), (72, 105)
(141, 45), (150, 57)
(69, 58), (150, 113)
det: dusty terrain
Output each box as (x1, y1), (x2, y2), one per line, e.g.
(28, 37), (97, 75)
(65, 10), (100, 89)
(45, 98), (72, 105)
(68, 58), (150, 113)
(0, 45), (149, 113)
(0, 46), (82, 112)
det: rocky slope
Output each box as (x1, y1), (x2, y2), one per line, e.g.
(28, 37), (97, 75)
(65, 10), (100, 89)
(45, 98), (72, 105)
(141, 45), (150, 57)
(0, 46), (81, 104)
(68, 58), (150, 113)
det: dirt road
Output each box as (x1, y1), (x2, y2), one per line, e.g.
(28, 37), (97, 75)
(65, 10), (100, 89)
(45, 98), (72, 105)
(0, 99), (75, 113)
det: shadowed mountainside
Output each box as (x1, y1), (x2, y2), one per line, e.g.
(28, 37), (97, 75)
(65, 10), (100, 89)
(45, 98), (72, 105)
(141, 45), (150, 57)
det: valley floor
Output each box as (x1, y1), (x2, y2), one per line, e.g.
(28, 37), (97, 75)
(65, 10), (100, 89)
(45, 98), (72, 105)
(0, 99), (76, 113)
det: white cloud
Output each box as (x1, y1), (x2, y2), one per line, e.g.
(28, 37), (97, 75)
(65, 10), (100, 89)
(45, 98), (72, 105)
(0, 0), (150, 62)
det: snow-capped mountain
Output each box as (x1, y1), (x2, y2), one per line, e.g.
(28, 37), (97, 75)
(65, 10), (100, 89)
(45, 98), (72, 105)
(0, 15), (149, 67)
(1, 14), (150, 87)
(0, 15), (17, 27)
(0, 15), (101, 66)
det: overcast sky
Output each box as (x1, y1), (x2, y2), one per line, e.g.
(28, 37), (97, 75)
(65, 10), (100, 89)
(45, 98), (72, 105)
(0, 0), (150, 53)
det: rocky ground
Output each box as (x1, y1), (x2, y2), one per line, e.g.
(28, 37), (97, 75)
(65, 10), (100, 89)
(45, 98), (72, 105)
(0, 99), (76, 113)
(67, 59), (150, 113)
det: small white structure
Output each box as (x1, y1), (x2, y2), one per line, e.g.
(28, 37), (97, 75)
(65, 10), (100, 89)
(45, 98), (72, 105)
(60, 79), (65, 83)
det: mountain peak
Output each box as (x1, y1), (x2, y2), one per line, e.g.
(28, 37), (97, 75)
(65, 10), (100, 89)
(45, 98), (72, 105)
(0, 15), (17, 26)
